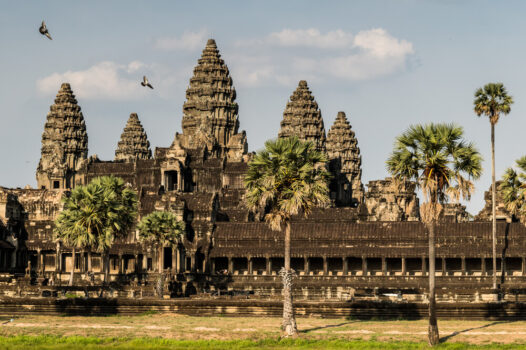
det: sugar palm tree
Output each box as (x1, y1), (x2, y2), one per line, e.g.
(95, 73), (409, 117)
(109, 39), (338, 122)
(245, 137), (330, 337)
(138, 211), (186, 273)
(474, 83), (513, 292)
(54, 176), (137, 285)
(499, 156), (526, 222)
(387, 123), (482, 345)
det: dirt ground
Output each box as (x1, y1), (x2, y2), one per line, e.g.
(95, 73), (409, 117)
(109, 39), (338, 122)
(0, 314), (525, 345)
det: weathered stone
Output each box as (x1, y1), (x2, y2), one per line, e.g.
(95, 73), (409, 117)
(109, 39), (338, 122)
(475, 182), (513, 222)
(176, 39), (247, 160)
(36, 83), (87, 190)
(278, 80), (326, 152)
(364, 177), (419, 221)
(441, 203), (470, 223)
(115, 113), (152, 162)
(326, 111), (364, 206)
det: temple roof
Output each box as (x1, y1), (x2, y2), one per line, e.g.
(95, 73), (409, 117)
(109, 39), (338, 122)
(115, 113), (152, 162)
(278, 80), (326, 152)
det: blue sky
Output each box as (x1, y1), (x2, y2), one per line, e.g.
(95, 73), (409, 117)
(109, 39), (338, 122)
(1, 0), (525, 215)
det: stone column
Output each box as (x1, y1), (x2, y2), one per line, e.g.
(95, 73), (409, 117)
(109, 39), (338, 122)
(323, 256), (328, 275)
(342, 257), (348, 276)
(401, 257), (406, 276)
(421, 256), (427, 276)
(362, 256), (367, 276)
(172, 247), (177, 272)
(118, 254), (123, 274)
(134, 254), (139, 273)
(211, 258), (216, 274)
(87, 251), (92, 272)
(190, 254), (196, 272)
(442, 258), (446, 276)
(248, 257), (253, 275)
(36, 249), (41, 273)
(481, 257), (486, 276)
(304, 257), (310, 275)
(176, 247), (181, 273)
(227, 257), (233, 274)
(522, 257), (525, 276)
(266, 257), (272, 275)
(142, 254), (148, 271)
(55, 244), (61, 272)
(382, 257), (387, 276)
(461, 256), (466, 276)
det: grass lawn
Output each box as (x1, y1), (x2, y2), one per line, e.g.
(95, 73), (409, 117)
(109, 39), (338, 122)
(1, 314), (526, 348)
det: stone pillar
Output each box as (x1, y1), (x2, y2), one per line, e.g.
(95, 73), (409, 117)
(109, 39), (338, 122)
(142, 254), (148, 271)
(118, 254), (123, 274)
(172, 247), (177, 272)
(87, 251), (92, 272)
(481, 257), (486, 276)
(211, 258), (216, 274)
(248, 257), (253, 275)
(522, 257), (525, 276)
(134, 254), (139, 273)
(461, 256), (466, 276)
(362, 256), (367, 276)
(55, 244), (61, 272)
(382, 257), (387, 276)
(421, 256), (427, 276)
(190, 254), (196, 272)
(304, 257), (310, 275)
(36, 249), (41, 273)
(323, 256), (328, 275)
(401, 257), (406, 276)
(342, 257), (348, 275)
(227, 257), (233, 274)
(176, 248), (181, 273)
(266, 257), (272, 275)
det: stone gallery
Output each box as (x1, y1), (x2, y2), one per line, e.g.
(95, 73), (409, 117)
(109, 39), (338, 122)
(0, 39), (522, 300)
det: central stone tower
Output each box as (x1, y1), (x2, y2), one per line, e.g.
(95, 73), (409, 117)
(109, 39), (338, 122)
(175, 39), (247, 160)
(36, 83), (88, 190)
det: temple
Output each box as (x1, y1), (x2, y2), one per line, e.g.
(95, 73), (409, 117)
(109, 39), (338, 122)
(0, 39), (523, 300)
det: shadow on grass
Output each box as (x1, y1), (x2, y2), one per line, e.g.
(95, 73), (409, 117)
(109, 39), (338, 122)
(300, 321), (357, 334)
(440, 320), (512, 343)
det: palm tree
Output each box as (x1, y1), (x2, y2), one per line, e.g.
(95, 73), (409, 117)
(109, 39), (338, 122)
(54, 176), (137, 285)
(499, 156), (526, 222)
(245, 137), (330, 337)
(387, 123), (482, 345)
(138, 211), (186, 273)
(474, 83), (513, 293)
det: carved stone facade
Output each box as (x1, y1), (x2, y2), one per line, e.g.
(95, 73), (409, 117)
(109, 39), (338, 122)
(475, 182), (513, 222)
(278, 80), (326, 153)
(115, 113), (152, 162)
(364, 177), (420, 222)
(36, 83), (88, 190)
(326, 112), (364, 206)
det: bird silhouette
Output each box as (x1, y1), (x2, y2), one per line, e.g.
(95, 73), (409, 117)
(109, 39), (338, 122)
(141, 76), (154, 89)
(39, 21), (52, 40)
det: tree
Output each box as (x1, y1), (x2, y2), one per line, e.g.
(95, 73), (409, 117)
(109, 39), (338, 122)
(138, 211), (186, 274)
(474, 83), (513, 293)
(387, 123), (482, 345)
(499, 156), (526, 222)
(54, 176), (137, 285)
(244, 137), (330, 337)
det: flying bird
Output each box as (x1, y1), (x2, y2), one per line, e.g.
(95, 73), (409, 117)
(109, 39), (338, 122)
(141, 76), (154, 89)
(39, 21), (52, 40)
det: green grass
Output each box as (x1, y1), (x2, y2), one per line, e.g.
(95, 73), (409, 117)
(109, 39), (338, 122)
(1, 336), (526, 350)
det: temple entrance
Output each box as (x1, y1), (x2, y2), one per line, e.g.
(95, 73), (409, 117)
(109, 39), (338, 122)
(163, 247), (172, 270)
(164, 171), (178, 191)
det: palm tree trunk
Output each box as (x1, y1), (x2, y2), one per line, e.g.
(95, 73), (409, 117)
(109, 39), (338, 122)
(491, 122), (498, 295)
(104, 251), (110, 284)
(427, 221), (439, 345)
(68, 248), (76, 287)
(282, 221), (297, 337)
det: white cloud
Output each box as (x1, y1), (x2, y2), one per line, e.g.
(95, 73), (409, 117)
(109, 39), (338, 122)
(36, 61), (152, 100)
(230, 28), (415, 86)
(154, 29), (209, 51)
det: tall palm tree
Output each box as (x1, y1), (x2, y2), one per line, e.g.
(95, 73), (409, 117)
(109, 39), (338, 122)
(245, 137), (330, 337)
(138, 211), (186, 273)
(499, 156), (526, 222)
(474, 83), (513, 293)
(54, 176), (137, 285)
(387, 123), (482, 345)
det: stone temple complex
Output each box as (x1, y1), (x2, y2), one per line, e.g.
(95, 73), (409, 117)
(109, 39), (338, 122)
(0, 39), (524, 302)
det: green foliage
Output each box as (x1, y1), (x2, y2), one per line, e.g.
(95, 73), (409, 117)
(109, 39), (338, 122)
(499, 156), (526, 222)
(54, 176), (138, 252)
(244, 137), (330, 230)
(137, 211), (185, 247)
(1, 335), (526, 349)
(386, 123), (482, 216)
(474, 83), (513, 125)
